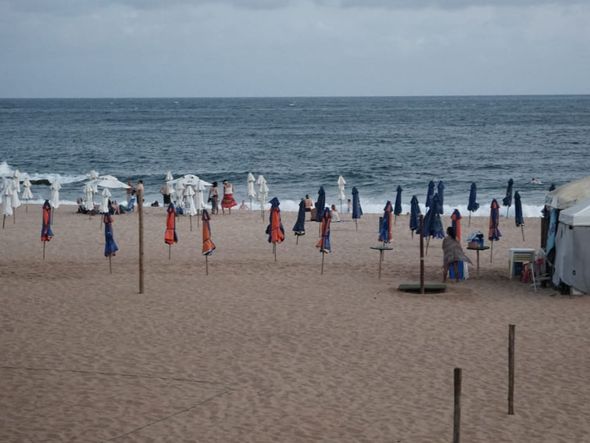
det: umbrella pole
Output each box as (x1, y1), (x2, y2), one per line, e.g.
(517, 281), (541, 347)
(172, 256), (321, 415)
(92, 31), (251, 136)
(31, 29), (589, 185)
(168, 244), (171, 260)
(468, 212), (471, 227)
(426, 237), (431, 256)
(321, 251), (325, 275)
(340, 199), (343, 214)
(273, 243), (277, 262)
(521, 225), (525, 242)
(190, 215), (193, 231)
(411, 230), (414, 239)
(205, 255), (209, 275)
(43, 241), (46, 260)
(490, 240), (494, 263)
(2, 214), (5, 229)
(420, 215), (425, 294)
(506, 206), (510, 218)
(109, 256), (112, 274)
(355, 219), (358, 232)
(13, 209), (16, 224)
(26, 203), (28, 214)
(296, 235), (299, 245)
(378, 249), (384, 279)
(394, 215), (397, 225)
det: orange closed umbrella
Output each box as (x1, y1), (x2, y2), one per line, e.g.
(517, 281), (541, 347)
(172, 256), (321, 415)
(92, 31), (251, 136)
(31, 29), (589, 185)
(164, 203), (177, 259)
(316, 208), (332, 274)
(266, 197), (285, 261)
(201, 209), (215, 274)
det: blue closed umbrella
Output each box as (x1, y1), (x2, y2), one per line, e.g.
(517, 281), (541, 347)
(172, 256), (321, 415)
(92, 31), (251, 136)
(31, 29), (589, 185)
(409, 195), (421, 237)
(514, 191), (525, 241)
(315, 186), (326, 222)
(503, 178), (514, 217)
(379, 201), (393, 244)
(425, 181), (435, 208)
(293, 199), (306, 242)
(467, 182), (479, 226)
(104, 213), (118, 273)
(422, 193), (444, 254)
(394, 186), (403, 222)
(352, 186), (363, 231)
(437, 181), (445, 214)
(488, 199), (502, 262)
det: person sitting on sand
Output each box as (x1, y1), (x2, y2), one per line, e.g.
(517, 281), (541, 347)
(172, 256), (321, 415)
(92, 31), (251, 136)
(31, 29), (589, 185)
(442, 226), (473, 282)
(331, 204), (341, 222)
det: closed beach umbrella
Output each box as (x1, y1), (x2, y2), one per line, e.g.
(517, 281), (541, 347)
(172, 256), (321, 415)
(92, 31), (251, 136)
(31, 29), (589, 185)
(352, 186), (363, 231)
(316, 208), (332, 274)
(293, 199), (306, 242)
(409, 195), (421, 237)
(422, 193), (444, 254)
(175, 181), (185, 208)
(247, 173), (257, 208)
(394, 185), (403, 222)
(202, 209), (216, 256)
(164, 203), (178, 259)
(514, 191), (525, 241)
(451, 209), (462, 241)
(467, 182), (479, 226)
(257, 175), (268, 218)
(425, 181), (435, 209)
(10, 177), (21, 221)
(22, 177), (33, 200)
(84, 183), (94, 212)
(266, 197), (285, 261)
(2, 179), (13, 228)
(488, 199), (502, 262)
(103, 213), (118, 273)
(337, 176), (346, 212)
(50, 180), (61, 209)
(315, 186), (326, 222)
(184, 186), (197, 231)
(99, 188), (111, 214)
(379, 201), (393, 244)
(41, 200), (53, 259)
(503, 178), (514, 217)
(437, 181), (445, 214)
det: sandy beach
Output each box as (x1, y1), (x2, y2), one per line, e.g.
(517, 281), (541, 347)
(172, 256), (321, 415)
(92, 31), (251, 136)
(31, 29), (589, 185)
(1, 205), (589, 443)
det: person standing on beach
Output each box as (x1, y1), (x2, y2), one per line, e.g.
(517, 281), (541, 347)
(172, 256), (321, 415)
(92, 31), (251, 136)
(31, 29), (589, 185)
(221, 180), (238, 215)
(208, 182), (219, 215)
(442, 226), (472, 282)
(126, 179), (135, 203)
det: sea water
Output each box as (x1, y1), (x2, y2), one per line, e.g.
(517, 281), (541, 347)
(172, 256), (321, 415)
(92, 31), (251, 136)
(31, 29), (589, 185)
(1, 95), (589, 216)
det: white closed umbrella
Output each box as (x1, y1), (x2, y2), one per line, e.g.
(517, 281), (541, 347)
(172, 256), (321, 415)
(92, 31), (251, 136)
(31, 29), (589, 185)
(184, 186), (197, 230)
(2, 178), (13, 228)
(256, 175), (268, 220)
(21, 177), (33, 212)
(338, 175), (346, 213)
(195, 180), (206, 213)
(84, 183), (95, 212)
(175, 181), (185, 208)
(11, 177), (21, 212)
(13, 170), (21, 193)
(50, 180), (61, 209)
(165, 171), (174, 195)
(247, 173), (257, 209)
(100, 188), (111, 213)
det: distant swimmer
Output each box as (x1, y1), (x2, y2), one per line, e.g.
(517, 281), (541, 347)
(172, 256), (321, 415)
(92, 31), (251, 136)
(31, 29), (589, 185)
(531, 177), (543, 185)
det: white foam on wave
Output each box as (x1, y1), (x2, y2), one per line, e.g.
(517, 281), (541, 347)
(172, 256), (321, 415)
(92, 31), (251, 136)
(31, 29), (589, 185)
(0, 161), (88, 184)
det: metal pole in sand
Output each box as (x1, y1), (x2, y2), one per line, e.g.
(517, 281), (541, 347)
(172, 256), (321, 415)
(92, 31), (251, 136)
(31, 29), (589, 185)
(109, 256), (112, 274)
(521, 225), (525, 242)
(490, 240), (494, 263)
(205, 255), (209, 275)
(425, 237), (431, 256)
(190, 215), (193, 232)
(2, 214), (5, 229)
(273, 243), (277, 262)
(468, 211), (472, 227)
(321, 251), (325, 275)
(419, 215), (425, 294)
(43, 242), (46, 260)
(355, 219), (358, 232)
(508, 324), (515, 415)
(168, 244), (171, 260)
(13, 208), (15, 224)
(137, 185), (144, 294)
(453, 368), (462, 443)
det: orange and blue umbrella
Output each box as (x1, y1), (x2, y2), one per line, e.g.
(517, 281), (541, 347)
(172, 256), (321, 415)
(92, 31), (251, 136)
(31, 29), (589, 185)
(502, 178), (514, 217)
(266, 197), (285, 244)
(394, 186), (403, 218)
(164, 203), (178, 245)
(425, 181), (435, 208)
(451, 209), (462, 241)
(315, 186), (326, 222)
(409, 195), (421, 235)
(103, 213), (118, 257)
(379, 201), (393, 244)
(316, 208), (332, 253)
(201, 209), (216, 256)
(41, 200), (54, 242)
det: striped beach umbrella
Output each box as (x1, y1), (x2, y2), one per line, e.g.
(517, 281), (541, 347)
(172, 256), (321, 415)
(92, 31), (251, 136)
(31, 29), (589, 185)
(394, 185), (402, 223)
(467, 182), (479, 226)
(164, 203), (178, 259)
(266, 197), (285, 261)
(352, 186), (363, 231)
(514, 191), (525, 241)
(488, 199), (502, 262)
(316, 207), (332, 274)
(41, 200), (54, 259)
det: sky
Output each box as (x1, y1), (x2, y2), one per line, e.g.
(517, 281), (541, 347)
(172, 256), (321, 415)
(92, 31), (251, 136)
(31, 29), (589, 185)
(0, 0), (589, 97)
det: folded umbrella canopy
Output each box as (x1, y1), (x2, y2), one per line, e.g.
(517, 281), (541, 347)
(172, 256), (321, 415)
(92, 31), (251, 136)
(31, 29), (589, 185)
(425, 181), (435, 209)
(247, 172), (257, 208)
(84, 183), (95, 212)
(379, 201), (393, 244)
(292, 199), (306, 242)
(409, 195), (421, 237)
(503, 178), (514, 217)
(394, 186), (403, 223)
(266, 197), (285, 261)
(315, 186), (326, 222)
(437, 181), (445, 214)
(41, 200), (54, 259)
(488, 199), (502, 262)
(422, 193), (445, 254)
(165, 203), (178, 259)
(352, 186), (363, 231)
(316, 208), (332, 274)
(514, 191), (525, 241)
(50, 180), (61, 209)
(467, 182), (479, 226)
(184, 185), (197, 230)
(103, 213), (118, 273)
(257, 175), (269, 219)
(21, 176), (33, 213)
(337, 176), (346, 213)
(2, 178), (13, 228)
(99, 188), (111, 214)
(201, 209), (215, 274)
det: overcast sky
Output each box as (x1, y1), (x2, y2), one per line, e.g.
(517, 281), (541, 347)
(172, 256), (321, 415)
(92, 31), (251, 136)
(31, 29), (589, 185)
(0, 0), (588, 97)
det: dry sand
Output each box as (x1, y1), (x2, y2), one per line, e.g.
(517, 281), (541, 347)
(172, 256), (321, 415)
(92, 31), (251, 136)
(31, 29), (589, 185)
(1, 205), (589, 442)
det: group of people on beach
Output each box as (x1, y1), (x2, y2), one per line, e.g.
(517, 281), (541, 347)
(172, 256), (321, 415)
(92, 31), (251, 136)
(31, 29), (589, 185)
(207, 180), (238, 215)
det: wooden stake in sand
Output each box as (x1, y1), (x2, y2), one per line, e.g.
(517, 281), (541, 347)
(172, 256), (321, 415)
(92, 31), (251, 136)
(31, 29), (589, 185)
(137, 183), (145, 294)
(508, 324), (515, 415)
(453, 368), (462, 443)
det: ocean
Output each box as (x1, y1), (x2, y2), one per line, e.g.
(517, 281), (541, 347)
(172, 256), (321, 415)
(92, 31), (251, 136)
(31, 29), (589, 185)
(1, 95), (589, 216)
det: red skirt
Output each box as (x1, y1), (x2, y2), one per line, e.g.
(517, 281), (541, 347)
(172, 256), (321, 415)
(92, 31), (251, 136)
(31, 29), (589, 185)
(221, 193), (237, 209)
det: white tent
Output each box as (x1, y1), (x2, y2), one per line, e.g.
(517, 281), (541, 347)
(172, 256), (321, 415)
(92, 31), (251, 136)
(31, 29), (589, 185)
(546, 176), (590, 210)
(552, 198), (590, 294)
(50, 181), (61, 209)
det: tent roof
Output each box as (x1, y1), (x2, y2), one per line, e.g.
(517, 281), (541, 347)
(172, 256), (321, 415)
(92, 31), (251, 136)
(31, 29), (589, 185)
(560, 198), (590, 226)
(546, 176), (590, 210)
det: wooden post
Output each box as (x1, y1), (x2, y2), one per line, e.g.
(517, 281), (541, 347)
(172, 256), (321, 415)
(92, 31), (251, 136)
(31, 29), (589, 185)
(137, 185), (144, 294)
(419, 215), (425, 294)
(453, 367), (462, 443)
(508, 324), (515, 415)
